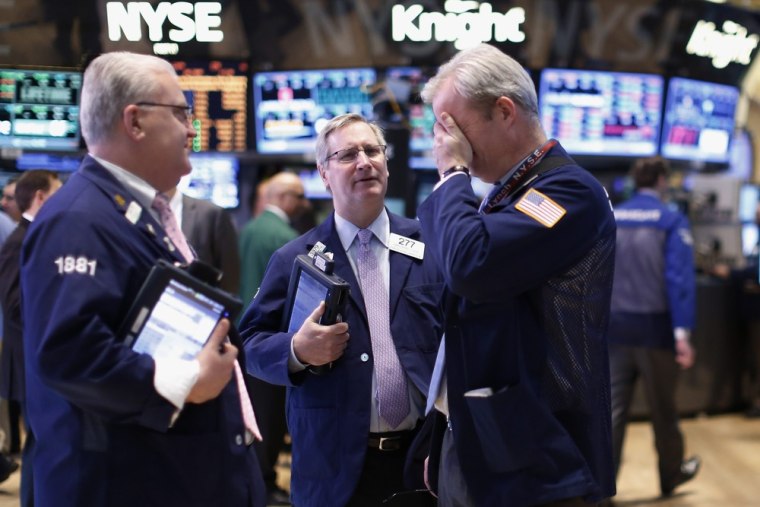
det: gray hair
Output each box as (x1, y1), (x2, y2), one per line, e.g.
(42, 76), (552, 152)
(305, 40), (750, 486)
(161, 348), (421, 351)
(315, 113), (386, 164)
(421, 44), (538, 120)
(80, 52), (177, 146)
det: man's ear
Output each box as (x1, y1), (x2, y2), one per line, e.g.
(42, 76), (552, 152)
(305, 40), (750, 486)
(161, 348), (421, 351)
(494, 96), (516, 124)
(123, 104), (145, 141)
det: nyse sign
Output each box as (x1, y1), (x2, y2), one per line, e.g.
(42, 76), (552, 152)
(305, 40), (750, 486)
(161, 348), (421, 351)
(106, 1), (224, 55)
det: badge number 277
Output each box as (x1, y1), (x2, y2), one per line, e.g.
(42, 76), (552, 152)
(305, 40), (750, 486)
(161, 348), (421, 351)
(54, 255), (97, 276)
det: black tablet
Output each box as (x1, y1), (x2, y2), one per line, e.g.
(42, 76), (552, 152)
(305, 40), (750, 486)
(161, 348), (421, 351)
(283, 254), (350, 333)
(122, 259), (243, 361)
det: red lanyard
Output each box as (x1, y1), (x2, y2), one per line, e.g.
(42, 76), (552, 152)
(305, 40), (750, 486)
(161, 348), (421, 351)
(479, 139), (558, 215)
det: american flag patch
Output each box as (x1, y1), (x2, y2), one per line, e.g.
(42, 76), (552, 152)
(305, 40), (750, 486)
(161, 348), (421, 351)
(515, 189), (566, 227)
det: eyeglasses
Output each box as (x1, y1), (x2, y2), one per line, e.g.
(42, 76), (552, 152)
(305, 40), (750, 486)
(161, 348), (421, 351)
(324, 144), (387, 164)
(135, 102), (194, 123)
(283, 191), (306, 200)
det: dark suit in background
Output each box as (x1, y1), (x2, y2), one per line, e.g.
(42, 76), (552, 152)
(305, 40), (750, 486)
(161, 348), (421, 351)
(180, 193), (240, 295)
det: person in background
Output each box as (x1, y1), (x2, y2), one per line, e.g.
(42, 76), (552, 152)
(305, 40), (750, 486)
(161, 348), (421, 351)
(238, 171), (308, 505)
(165, 187), (241, 295)
(417, 43), (616, 506)
(20, 51), (265, 507)
(0, 179), (22, 458)
(240, 113), (443, 507)
(713, 201), (760, 418)
(0, 210), (14, 246)
(1, 179), (21, 223)
(608, 156), (700, 497)
(0, 169), (62, 505)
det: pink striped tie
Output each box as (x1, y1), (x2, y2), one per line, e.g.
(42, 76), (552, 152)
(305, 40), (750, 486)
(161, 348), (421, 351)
(356, 229), (409, 428)
(152, 192), (261, 441)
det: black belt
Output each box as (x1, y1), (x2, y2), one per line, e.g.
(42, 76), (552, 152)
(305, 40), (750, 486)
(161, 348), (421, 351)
(367, 430), (414, 452)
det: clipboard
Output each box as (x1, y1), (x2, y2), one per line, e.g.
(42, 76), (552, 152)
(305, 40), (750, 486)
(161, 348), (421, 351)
(121, 259), (243, 362)
(283, 253), (350, 374)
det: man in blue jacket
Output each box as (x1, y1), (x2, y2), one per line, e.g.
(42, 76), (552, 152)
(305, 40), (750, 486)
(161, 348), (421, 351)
(240, 113), (443, 507)
(609, 156), (700, 496)
(417, 43), (617, 506)
(21, 52), (265, 507)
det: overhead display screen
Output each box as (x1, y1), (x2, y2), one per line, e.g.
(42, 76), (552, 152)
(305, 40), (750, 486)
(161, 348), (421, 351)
(253, 68), (376, 156)
(660, 77), (739, 165)
(172, 59), (248, 152)
(538, 69), (664, 157)
(0, 67), (82, 151)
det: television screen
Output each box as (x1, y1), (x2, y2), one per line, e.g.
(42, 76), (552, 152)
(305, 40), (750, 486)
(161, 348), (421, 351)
(0, 67), (82, 151)
(178, 153), (239, 209)
(739, 184), (759, 223)
(252, 68), (377, 156)
(380, 67), (436, 169)
(742, 223), (758, 258)
(660, 77), (740, 164)
(171, 59), (248, 152)
(16, 152), (81, 172)
(297, 168), (331, 200)
(538, 69), (664, 157)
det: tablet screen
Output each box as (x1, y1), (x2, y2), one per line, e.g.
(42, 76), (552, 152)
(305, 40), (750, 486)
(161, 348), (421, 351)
(132, 278), (225, 361)
(287, 270), (329, 333)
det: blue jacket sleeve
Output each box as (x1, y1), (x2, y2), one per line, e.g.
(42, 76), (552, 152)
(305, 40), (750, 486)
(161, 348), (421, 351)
(664, 212), (696, 330)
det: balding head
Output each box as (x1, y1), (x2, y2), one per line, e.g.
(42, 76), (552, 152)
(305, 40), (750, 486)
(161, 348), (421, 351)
(266, 172), (306, 220)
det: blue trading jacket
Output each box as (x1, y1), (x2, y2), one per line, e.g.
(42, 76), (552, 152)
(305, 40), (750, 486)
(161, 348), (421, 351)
(610, 190), (696, 348)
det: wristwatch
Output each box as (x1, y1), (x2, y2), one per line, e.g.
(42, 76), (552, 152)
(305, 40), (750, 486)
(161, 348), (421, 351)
(442, 165), (470, 178)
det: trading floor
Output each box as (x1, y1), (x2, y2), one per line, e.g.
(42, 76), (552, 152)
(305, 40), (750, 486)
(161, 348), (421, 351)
(0, 413), (756, 506)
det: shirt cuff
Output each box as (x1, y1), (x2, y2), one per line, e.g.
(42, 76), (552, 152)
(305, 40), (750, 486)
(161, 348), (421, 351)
(288, 337), (308, 373)
(674, 327), (691, 341)
(154, 356), (200, 410)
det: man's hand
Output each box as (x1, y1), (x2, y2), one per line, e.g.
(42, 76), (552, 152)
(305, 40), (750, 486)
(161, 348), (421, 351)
(675, 338), (696, 370)
(433, 112), (473, 178)
(187, 319), (236, 404)
(292, 302), (350, 366)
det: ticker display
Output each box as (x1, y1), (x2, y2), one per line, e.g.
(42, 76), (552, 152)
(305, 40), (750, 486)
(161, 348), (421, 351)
(172, 59), (248, 152)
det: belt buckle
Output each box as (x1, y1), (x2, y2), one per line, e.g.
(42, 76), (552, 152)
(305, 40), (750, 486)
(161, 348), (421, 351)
(378, 436), (398, 451)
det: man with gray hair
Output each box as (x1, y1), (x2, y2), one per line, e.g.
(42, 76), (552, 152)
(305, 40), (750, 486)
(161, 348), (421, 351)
(418, 43), (617, 506)
(240, 113), (443, 506)
(21, 52), (265, 507)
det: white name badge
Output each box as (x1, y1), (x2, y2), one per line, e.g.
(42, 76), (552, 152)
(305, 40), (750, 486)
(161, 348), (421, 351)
(125, 201), (142, 224)
(389, 233), (425, 260)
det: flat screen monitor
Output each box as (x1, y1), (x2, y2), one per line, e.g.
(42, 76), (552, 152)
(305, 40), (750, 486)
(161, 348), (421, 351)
(178, 153), (239, 209)
(252, 68), (377, 156)
(0, 67), (82, 151)
(16, 152), (81, 172)
(297, 168), (331, 200)
(660, 77), (739, 164)
(742, 223), (758, 258)
(171, 59), (248, 152)
(381, 67), (435, 169)
(739, 184), (759, 223)
(538, 69), (664, 157)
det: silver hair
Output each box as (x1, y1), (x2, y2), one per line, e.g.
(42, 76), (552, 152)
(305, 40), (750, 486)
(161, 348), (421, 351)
(315, 113), (386, 164)
(79, 52), (177, 146)
(421, 44), (538, 120)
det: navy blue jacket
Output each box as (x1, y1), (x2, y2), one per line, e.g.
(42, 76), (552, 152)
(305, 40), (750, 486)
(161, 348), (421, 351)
(239, 212), (443, 507)
(22, 156), (265, 507)
(609, 190), (696, 349)
(417, 144), (617, 506)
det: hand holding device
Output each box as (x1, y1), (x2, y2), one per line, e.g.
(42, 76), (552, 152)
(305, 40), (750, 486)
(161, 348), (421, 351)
(187, 319), (237, 404)
(292, 301), (350, 367)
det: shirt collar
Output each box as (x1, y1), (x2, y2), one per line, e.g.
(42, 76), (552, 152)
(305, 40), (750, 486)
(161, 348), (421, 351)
(265, 204), (289, 223)
(334, 208), (390, 252)
(90, 153), (158, 212)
